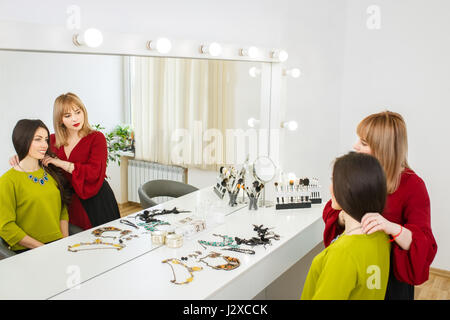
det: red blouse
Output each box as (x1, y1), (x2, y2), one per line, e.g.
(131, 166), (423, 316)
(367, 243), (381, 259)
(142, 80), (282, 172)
(322, 168), (437, 286)
(50, 131), (108, 230)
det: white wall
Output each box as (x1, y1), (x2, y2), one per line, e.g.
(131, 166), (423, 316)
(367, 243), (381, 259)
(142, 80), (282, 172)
(279, 0), (348, 201)
(339, 0), (450, 270)
(0, 51), (124, 201)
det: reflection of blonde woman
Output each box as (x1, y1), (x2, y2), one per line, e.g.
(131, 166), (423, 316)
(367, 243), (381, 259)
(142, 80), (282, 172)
(11, 93), (120, 229)
(322, 111), (437, 300)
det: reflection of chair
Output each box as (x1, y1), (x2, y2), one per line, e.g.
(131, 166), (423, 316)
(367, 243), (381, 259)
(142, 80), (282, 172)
(138, 179), (198, 209)
(0, 237), (16, 259)
(69, 223), (84, 236)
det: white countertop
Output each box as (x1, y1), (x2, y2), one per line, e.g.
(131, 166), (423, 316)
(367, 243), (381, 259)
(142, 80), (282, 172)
(0, 186), (324, 300)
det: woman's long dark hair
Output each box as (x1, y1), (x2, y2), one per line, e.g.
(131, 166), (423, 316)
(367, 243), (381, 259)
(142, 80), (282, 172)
(332, 152), (387, 222)
(12, 119), (72, 206)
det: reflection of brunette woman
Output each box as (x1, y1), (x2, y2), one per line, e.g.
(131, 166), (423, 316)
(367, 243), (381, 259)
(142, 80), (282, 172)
(0, 120), (71, 253)
(322, 111), (437, 300)
(11, 93), (121, 229)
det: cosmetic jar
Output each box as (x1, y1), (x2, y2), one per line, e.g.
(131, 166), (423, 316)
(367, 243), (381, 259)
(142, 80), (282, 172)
(151, 230), (167, 246)
(165, 232), (183, 248)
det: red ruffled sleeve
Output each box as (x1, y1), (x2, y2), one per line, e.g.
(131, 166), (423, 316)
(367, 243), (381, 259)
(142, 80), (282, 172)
(322, 199), (344, 247)
(392, 176), (437, 285)
(71, 132), (107, 200)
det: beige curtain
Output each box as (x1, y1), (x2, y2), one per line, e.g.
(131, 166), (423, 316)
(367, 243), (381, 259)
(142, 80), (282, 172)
(130, 57), (235, 170)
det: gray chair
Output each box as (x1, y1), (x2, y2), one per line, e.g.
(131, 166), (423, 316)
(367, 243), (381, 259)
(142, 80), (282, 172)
(0, 237), (16, 259)
(69, 223), (84, 235)
(138, 179), (198, 209)
(0, 223), (84, 260)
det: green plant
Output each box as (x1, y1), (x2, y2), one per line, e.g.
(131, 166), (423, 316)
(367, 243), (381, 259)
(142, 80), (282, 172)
(93, 124), (134, 166)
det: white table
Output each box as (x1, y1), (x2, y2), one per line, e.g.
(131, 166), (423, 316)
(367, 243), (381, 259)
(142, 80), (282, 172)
(0, 186), (324, 300)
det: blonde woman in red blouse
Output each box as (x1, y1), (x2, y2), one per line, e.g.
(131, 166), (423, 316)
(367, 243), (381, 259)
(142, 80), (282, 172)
(10, 93), (120, 229)
(323, 111), (437, 300)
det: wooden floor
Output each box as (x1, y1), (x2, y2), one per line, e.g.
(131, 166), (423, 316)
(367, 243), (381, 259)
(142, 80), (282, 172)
(118, 202), (450, 300)
(119, 202), (142, 217)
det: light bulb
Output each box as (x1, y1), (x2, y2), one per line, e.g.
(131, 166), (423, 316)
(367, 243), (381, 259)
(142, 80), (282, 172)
(281, 120), (298, 131)
(288, 172), (297, 181)
(84, 28), (103, 47)
(283, 68), (301, 78)
(147, 38), (172, 54)
(247, 118), (260, 128)
(201, 42), (222, 57)
(248, 46), (259, 58)
(272, 49), (289, 62)
(241, 46), (260, 58)
(73, 28), (103, 48)
(248, 67), (261, 78)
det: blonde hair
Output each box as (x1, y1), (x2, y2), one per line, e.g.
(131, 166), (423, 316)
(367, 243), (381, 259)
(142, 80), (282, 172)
(53, 92), (92, 148)
(357, 110), (409, 194)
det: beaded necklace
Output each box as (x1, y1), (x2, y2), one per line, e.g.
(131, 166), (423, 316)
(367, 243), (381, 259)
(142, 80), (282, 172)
(161, 258), (203, 285)
(198, 233), (240, 250)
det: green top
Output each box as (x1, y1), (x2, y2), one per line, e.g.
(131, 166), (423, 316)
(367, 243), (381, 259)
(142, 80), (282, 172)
(0, 168), (68, 251)
(301, 231), (391, 300)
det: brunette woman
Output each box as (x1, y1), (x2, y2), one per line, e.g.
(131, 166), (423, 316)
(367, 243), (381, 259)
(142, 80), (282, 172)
(302, 152), (390, 300)
(322, 111), (437, 300)
(11, 93), (121, 229)
(0, 120), (71, 253)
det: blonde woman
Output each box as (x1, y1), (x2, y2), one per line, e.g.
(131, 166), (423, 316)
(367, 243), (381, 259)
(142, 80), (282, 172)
(11, 93), (120, 229)
(322, 111), (437, 300)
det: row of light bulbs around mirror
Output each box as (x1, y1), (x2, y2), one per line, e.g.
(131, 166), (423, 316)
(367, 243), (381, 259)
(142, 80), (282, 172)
(73, 28), (291, 62)
(247, 118), (298, 131)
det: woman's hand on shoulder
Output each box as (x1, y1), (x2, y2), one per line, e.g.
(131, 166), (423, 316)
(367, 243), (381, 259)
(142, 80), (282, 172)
(361, 212), (399, 236)
(42, 155), (62, 168)
(9, 155), (19, 167)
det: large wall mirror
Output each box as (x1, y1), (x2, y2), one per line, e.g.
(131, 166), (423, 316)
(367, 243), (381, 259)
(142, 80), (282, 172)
(0, 50), (273, 204)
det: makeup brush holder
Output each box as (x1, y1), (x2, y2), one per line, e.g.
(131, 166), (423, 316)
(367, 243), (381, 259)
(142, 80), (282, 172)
(248, 196), (259, 210)
(214, 184), (226, 199)
(228, 191), (238, 207)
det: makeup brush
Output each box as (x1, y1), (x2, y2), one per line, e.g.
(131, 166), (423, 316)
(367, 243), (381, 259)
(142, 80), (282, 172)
(274, 182), (280, 204)
(289, 180), (294, 203)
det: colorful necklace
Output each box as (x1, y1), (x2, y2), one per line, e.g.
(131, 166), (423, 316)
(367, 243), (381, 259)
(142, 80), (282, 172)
(18, 164), (48, 185)
(198, 234), (240, 250)
(67, 238), (125, 252)
(198, 252), (241, 271)
(161, 258), (203, 285)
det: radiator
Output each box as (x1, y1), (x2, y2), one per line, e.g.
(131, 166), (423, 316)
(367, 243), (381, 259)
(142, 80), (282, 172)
(127, 160), (187, 204)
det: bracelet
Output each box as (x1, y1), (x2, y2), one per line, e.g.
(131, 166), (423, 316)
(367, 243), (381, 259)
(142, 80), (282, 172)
(389, 225), (403, 242)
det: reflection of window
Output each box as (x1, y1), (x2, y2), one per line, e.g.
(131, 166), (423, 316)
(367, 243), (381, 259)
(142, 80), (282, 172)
(126, 56), (236, 169)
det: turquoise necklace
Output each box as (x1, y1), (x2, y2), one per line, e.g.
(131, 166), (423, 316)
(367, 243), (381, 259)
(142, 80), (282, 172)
(18, 164), (49, 186)
(198, 234), (240, 250)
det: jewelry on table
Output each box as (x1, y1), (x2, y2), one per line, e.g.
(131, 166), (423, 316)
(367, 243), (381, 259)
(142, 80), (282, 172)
(234, 224), (280, 248)
(92, 226), (138, 242)
(92, 226), (122, 239)
(161, 258), (203, 285)
(132, 207), (191, 224)
(119, 219), (139, 229)
(222, 247), (256, 255)
(67, 238), (125, 252)
(188, 251), (203, 259)
(138, 220), (170, 232)
(198, 252), (240, 271)
(198, 234), (239, 250)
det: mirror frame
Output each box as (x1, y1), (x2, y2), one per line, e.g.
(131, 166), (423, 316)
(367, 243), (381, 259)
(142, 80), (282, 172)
(0, 20), (284, 166)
